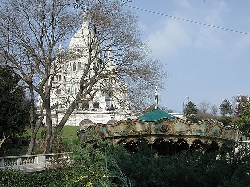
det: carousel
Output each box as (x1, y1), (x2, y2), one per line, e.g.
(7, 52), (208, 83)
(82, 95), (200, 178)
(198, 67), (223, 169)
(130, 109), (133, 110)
(79, 89), (239, 156)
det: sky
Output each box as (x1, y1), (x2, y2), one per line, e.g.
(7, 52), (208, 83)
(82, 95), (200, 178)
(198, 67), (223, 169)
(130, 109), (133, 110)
(125, 0), (250, 112)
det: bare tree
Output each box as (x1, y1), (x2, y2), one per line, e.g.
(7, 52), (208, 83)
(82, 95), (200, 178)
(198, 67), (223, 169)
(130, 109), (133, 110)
(0, 0), (166, 153)
(198, 101), (218, 119)
(199, 100), (210, 114)
(210, 104), (218, 116)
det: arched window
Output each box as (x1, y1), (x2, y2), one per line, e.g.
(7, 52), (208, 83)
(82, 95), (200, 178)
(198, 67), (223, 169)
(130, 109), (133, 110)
(67, 86), (70, 93)
(56, 89), (61, 95)
(78, 61), (81, 69)
(82, 101), (89, 109)
(73, 62), (76, 71)
(93, 102), (99, 108)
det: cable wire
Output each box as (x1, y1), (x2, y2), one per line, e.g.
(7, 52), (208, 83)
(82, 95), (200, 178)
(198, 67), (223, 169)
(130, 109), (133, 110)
(126, 5), (250, 36)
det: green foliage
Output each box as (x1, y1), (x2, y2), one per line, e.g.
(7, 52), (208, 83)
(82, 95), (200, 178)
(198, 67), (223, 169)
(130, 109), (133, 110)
(183, 101), (201, 122)
(0, 67), (29, 138)
(220, 99), (233, 116)
(184, 101), (198, 116)
(232, 116), (250, 137)
(1, 136), (250, 186)
(51, 126), (80, 153)
(115, 146), (250, 187)
(232, 100), (250, 137)
(218, 116), (234, 126)
(70, 139), (131, 186)
(0, 137), (28, 156)
(235, 96), (250, 116)
(0, 138), (131, 186)
(0, 168), (72, 187)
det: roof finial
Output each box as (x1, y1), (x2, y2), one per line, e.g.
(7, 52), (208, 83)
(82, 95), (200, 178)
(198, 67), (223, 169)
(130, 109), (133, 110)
(155, 86), (158, 109)
(58, 44), (63, 54)
(82, 6), (89, 27)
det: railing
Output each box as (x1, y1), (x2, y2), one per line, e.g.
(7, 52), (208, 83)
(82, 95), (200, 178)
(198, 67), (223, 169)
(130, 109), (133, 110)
(0, 152), (72, 173)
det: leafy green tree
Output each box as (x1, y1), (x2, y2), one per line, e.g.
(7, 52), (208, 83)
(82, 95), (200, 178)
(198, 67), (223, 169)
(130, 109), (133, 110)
(235, 95), (250, 117)
(0, 67), (29, 139)
(232, 100), (250, 137)
(232, 95), (250, 137)
(183, 101), (201, 122)
(220, 99), (233, 116)
(184, 101), (198, 115)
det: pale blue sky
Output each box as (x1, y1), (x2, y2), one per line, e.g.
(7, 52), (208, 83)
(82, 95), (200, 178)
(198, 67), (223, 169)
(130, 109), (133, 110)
(126, 0), (250, 112)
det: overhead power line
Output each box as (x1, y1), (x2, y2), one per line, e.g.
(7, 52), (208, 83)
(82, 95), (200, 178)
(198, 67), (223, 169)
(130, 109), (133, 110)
(126, 5), (250, 36)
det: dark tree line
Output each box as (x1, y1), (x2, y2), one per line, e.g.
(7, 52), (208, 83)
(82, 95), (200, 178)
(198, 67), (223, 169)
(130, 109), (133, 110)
(0, 66), (29, 152)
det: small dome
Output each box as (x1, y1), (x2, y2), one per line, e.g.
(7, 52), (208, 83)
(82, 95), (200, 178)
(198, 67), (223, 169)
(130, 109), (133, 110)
(137, 109), (176, 122)
(79, 119), (94, 130)
(106, 119), (117, 124)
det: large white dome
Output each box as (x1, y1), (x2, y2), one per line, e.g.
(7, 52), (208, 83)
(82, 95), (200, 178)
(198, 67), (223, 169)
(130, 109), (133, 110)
(68, 11), (91, 50)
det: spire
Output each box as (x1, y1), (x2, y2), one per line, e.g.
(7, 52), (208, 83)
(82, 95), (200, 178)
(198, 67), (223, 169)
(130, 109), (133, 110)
(155, 86), (158, 109)
(82, 7), (89, 29)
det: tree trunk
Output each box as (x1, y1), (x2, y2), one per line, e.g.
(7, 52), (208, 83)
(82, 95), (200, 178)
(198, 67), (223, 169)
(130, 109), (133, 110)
(27, 116), (43, 155)
(27, 84), (38, 155)
(53, 76), (98, 136)
(54, 100), (77, 136)
(27, 131), (36, 155)
(43, 97), (53, 154)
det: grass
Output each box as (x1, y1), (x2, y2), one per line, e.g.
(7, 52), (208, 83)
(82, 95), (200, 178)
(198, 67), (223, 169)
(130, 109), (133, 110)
(23, 125), (80, 141)
(61, 125), (80, 142)
(11, 125), (81, 155)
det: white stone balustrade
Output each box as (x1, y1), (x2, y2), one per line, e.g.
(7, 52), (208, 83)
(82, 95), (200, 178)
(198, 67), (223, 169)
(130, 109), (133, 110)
(0, 152), (72, 173)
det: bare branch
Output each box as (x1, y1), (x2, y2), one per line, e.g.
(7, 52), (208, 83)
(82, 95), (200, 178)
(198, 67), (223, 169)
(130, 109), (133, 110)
(0, 133), (9, 148)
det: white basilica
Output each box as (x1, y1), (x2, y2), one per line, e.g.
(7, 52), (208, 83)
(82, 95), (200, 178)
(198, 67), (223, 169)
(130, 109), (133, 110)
(37, 11), (132, 127)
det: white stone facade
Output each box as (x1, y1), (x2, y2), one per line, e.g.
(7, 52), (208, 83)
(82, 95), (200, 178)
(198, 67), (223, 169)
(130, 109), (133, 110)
(37, 12), (132, 128)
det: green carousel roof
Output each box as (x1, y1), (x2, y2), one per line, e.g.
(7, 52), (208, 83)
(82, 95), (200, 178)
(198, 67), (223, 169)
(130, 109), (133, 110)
(137, 109), (176, 122)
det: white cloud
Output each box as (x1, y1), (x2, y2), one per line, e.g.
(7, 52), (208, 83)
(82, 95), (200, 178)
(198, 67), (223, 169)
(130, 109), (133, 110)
(193, 1), (250, 58)
(194, 1), (230, 50)
(204, 1), (230, 23)
(228, 35), (250, 58)
(194, 28), (224, 50)
(235, 35), (250, 49)
(147, 19), (192, 59)
(137, 21), (148, 36)
(177, 0), (193, 10)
